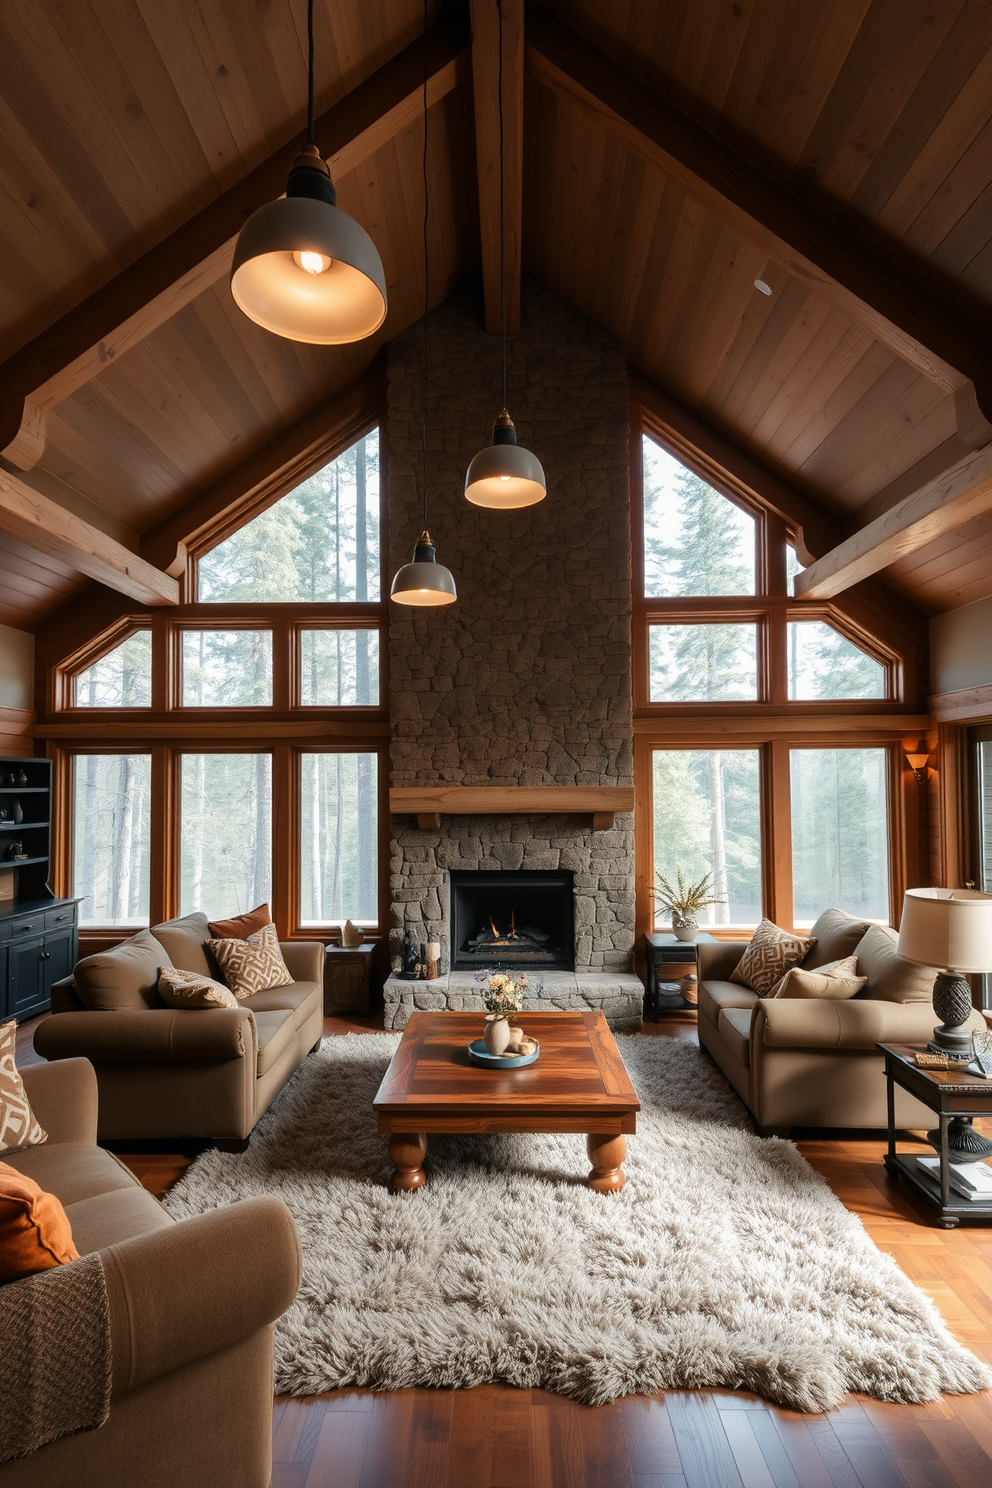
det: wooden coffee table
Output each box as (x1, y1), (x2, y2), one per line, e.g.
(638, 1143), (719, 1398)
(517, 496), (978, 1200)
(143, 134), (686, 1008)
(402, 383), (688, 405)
(373, 1010), (640, 1193)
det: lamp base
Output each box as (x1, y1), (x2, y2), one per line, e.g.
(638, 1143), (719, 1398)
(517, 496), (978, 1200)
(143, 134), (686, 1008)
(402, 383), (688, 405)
(928, 1117), (992, 1163)
(930, 972), (975, 1061)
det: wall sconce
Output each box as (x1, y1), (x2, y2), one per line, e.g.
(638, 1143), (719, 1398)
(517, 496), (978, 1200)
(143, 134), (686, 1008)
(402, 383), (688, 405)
(906, 750), (931, 785)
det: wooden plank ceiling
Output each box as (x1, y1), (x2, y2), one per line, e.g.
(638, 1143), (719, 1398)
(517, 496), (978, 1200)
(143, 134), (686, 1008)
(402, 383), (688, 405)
(2, 0), (992, 626)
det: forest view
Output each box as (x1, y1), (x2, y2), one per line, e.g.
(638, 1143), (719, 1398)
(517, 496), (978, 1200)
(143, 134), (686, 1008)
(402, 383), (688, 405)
(74, 754), (151, 927)
(643, 434), (890, 928)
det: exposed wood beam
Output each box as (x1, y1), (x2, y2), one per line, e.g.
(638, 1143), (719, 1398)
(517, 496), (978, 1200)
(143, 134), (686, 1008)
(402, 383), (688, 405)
(471, 0), (523, 335)
(0, 22), (470, 470)
(528, 9), (992, 445)
(929, 684), (992, 724)
(0, 466), (179, 605)
(794, 445), (992, 600)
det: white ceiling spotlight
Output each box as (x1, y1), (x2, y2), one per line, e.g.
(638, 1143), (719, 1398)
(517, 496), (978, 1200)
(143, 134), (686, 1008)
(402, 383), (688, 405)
(754, 278), (773, 296)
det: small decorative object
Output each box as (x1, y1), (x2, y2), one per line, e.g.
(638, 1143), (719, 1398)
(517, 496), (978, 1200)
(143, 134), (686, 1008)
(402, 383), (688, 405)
(342, 919), (363, 948)
(14, 769), (27, 787)
(650, 868), (725, 942)
(973, 1029), (992, 1080)
(0, 808), (7, 822)
(467, 1037), (540, 1070)
(476, 969), (527, 1056)
(11, 802), (22, 825)
(402, 934), (419, 979)
(424, 941), (440, 981)
(4, 841), (24, 862)
(915, 1051), (954, 1070)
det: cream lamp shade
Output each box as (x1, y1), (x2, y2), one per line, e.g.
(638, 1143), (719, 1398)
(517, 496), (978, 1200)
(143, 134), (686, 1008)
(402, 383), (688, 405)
(390, 531), (457, 607)
(231, 149), (387, 345)
(897, 887), (992, 973)
(465, 411), (546, 509)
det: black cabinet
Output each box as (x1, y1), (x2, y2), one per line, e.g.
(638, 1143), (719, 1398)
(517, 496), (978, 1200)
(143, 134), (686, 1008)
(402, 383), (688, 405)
(0, 907), (78, 1022)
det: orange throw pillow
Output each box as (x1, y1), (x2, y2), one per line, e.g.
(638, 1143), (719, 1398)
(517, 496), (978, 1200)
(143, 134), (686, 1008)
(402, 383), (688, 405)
(0, 1161), (79, 1281)
(207, 903), (271, 941)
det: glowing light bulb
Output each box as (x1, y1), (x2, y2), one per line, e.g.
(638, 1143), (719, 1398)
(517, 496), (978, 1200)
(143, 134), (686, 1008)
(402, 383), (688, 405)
(293, 249), (331, 275)
(499, 475), (510, 481)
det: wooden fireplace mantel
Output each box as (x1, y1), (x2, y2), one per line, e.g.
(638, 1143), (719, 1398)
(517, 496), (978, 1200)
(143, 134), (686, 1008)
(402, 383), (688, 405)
(388, 785), (635, 831)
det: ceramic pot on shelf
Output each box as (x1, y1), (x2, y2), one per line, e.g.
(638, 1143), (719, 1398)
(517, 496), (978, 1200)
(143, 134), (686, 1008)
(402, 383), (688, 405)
(672, 918), (698, 943)
(483, 1016), (512, 1057)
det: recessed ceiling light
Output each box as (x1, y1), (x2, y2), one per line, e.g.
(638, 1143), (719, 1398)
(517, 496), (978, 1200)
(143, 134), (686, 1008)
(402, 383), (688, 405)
(754, 278), (773, 296)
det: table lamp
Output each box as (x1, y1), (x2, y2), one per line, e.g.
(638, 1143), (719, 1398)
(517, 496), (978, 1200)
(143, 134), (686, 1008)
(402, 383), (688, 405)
(898, 887), (992, 1161)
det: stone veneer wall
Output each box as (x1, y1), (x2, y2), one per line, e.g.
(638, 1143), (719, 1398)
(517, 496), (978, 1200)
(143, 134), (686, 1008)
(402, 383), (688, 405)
(387, 281), (634, 972)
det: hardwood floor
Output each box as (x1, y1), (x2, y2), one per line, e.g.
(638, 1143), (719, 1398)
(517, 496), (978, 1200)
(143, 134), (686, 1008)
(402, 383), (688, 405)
(17, 1007), (992, 1487)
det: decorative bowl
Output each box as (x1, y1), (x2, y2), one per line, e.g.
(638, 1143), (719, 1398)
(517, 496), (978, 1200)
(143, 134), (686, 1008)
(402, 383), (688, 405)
(467, 1039), (540, 1070)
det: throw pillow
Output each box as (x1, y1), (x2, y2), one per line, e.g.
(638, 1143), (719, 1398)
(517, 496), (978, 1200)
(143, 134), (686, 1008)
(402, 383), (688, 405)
(772, 955), (868, 1001)
(0, 1021), (47, 1155)
(730, 919), (817, 998)
(0, 1161), (78, 1281)
(74, 929), (172, 1012)
(206, 923), (293, 1000)
(801, 908), (871, 971)
(207, 902), (271, 941)
(157, 967), (240, 1010)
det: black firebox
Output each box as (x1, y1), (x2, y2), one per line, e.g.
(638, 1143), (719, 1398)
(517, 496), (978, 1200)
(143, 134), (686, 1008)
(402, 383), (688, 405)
(448, 869), (575, 971)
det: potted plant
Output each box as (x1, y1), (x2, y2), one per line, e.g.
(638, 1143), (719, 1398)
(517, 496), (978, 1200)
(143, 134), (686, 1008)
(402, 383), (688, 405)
(650, 869), (725, 942)
(474, 970), (527, 1055)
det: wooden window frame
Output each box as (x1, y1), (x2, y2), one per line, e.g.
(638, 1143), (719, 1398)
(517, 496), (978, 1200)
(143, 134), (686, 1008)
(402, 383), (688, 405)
(54, 619), (154, 715)
(293, 619), (384, 711)
(55, 745), (155, 933)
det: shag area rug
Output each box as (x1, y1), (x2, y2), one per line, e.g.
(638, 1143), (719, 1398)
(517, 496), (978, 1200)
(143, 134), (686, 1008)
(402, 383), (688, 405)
(164, 1033), (991, 1412)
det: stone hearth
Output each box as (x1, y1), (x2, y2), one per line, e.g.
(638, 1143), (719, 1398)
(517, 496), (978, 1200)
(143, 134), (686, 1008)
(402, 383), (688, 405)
(383, 970), (645, 1032)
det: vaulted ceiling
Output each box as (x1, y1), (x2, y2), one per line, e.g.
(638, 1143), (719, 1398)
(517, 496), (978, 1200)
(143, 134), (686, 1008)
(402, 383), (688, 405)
(2, 0), (992, 628)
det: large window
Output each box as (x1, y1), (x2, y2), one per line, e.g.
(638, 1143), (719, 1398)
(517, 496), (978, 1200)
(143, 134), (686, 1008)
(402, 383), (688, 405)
(181, 630), (273, 707)
(199, 430), (380, 603)
(643, 436), (755, 595)
(791, 749), (890, 926)
(300, 629), (379, 706)
(180, 754), (272, 917)
(649, 623), (758, 702)
(74, 632), (151, 708)
(73, 754), (151, 927)
(652, 750), (762, 927)
(299, 753), (378, 923)
(787, 622), (885, 700)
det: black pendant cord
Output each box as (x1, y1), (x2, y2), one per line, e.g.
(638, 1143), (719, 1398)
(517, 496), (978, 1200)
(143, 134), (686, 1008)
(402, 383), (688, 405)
(497, 0), (507, 413)
(422, 0), (430, 533)
(306, 0), (315, 147)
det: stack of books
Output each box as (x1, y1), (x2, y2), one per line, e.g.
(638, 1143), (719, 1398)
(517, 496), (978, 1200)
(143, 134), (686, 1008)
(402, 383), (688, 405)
(912, 1155), (992, 1202)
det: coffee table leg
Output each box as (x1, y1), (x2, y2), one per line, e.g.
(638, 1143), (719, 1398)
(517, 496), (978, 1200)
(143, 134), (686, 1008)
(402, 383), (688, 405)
(586, 1133), (626, 1193)
(388, 1132), (427, 1192)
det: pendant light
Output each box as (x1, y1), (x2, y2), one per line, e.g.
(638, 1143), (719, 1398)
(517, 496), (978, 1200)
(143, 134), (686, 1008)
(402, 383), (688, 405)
(390, 5), (457, 608)
(464, 1), (545, 510)
(230, 0), (387, 345)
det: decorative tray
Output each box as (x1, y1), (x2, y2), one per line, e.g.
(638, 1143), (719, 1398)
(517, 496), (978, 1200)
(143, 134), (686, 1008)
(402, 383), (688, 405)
(467, 1039), (540, 1070)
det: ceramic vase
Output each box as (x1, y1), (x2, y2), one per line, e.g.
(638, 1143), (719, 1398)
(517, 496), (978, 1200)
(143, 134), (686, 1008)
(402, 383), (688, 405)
(484, 1016), (511, 1057)
(672, 918), (698, 943)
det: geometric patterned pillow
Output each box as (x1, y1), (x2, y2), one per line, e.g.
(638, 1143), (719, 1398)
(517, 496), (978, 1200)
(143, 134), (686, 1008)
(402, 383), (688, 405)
(730, 919), (817, 998)
(157, 967), (240, 1010)
(205, 923), (294, 1000)
(0, 1020), (47, 1155)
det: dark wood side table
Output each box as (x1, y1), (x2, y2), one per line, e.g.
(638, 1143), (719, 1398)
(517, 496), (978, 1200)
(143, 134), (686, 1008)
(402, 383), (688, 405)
(323, 942), (375, 1015)
(643, 932), (716, 1019)
(879, 1042), (992, 1228)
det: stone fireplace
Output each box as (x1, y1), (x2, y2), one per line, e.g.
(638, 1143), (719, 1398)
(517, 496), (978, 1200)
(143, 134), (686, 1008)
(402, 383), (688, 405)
(383, 281), (640, 1029)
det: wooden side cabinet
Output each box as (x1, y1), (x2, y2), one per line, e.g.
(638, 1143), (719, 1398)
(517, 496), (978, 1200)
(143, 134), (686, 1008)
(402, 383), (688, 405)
(323, 943), (375, 1016)
(1, 901), (79, 1022)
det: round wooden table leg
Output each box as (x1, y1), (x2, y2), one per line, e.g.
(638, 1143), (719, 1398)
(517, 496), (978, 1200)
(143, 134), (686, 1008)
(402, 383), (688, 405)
(388, 1132), (427, 1192)
(586, 1132), (626, 1192)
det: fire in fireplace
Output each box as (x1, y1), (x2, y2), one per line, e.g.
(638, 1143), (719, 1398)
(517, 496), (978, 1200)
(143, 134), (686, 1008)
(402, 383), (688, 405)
(448, 870), (575, 971)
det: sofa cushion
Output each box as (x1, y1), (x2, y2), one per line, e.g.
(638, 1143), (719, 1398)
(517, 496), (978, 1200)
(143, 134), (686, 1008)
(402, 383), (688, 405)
(253, 1011), (297, 1077)
(853, 924), (937, 1003)
(698, 981), (760, 1025)
(64, 1186), (173, 1255)
(802, 909), (871, 971)
(731, 919), (816, 996)
(207, 902), (271, 941)
(0, 1160), (79, 1280)
(158, 967), (240, 1010)
(0, 1020), (47, 1154)
(149, 912), (213, 977)
(773, 956), (867, 1001)
(241, 982), (322, 1031)
(208, 924), (294, 1000)
(4, 1143), (139, 1207)
(717, 1008), (752, 1066)
(74, 930), (171, 1012)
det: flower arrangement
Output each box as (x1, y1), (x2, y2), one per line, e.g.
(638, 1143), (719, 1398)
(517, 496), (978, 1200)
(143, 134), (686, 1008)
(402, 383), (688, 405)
(474, 969), (527, 1021)
(650, 868), (724, 926)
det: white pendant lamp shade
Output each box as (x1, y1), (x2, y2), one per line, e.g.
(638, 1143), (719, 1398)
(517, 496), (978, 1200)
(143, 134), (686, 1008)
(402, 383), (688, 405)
(465, 410), (546, 509)
(231, 148), (387, 345)
(390, 531), (458, 607)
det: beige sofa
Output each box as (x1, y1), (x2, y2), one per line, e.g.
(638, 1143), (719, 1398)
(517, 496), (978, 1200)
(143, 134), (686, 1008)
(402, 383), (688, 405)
(34, 913), (324, 1148)
(697, 908), (986, 1135)
(0, 1057), (300, 1488)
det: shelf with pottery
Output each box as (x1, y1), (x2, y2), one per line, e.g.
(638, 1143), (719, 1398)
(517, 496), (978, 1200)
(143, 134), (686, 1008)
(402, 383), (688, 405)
(389, 785), (635, 832)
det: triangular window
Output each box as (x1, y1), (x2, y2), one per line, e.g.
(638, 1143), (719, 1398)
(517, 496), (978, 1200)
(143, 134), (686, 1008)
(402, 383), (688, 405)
(643, 435), (755, 596)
